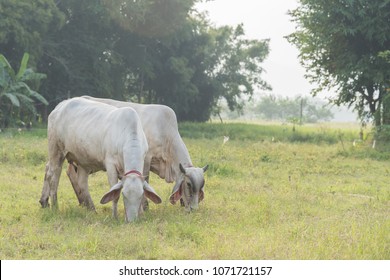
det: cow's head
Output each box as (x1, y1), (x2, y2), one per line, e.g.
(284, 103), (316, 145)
(169, 163), (209, 211)
(100, 170), (162, 222)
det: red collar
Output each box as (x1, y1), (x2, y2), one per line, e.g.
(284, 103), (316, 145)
(124, 170), (143, 177)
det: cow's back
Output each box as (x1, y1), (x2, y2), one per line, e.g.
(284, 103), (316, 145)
(81, 96), (177, 129)
(49, 98), (112, 144)
(48, 97), (145, 171)
(80, 96), (190, 181)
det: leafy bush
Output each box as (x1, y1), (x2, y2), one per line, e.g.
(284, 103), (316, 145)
(0, 53), (48, 128)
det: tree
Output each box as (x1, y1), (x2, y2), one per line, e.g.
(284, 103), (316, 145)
(212, 24), (271, 114)
(1, 0), (270, 122)
(37, 0), (200, 115)
(129, 19), (271, 121)
(0, 53), (48, 128)
(38, 0), (120, 104)
(0, 0), (64, 68)
(287, 0), (390, 126)
(102, 0), (197, 37)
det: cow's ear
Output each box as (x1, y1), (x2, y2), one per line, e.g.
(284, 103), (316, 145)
(169, 180), (183, 205)
(202, 165), (209, 172)
(143, 181), (162, 204)
(179, 163), (187, 174)
(100, 182), (123, 204)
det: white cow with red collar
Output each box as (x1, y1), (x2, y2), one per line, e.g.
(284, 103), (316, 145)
(39, 97), (162, 222)
(68, 96), (208, 212)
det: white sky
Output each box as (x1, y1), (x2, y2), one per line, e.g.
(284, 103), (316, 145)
(195, 0), (313, 98)
(195, 0), (358, 121)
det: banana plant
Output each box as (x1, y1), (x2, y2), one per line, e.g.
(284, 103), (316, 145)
(0, 53), (48, 128)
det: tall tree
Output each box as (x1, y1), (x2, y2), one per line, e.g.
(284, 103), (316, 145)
(1, 0), (270, 122)
(38, 0), (119, 104)
(287, 0), (390, 126)
(0, 0), (64, 68)
(37, 0), (199, 113)
(128, 19), (271, 121)
(212, 24), (271, 114)
(102, 0), (196, 37)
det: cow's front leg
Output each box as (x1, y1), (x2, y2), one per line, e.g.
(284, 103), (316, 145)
(66, 163), (85, 205)
(106, 165), (120, 219)
(141, 156), (152, 211)
(76, 166), (96, 211)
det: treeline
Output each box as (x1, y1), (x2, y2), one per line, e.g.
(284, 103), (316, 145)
(255, 95), (333, 123)
(220, 95), (334, 124)
(0, 0), (271, 128)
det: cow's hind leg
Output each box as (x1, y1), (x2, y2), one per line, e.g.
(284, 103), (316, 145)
(40, 163), (52, 207)
(40, 156), (64, 209)
(40, 132), (65, 209)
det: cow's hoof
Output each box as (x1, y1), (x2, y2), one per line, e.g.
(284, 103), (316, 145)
(39, 198), (49, 208)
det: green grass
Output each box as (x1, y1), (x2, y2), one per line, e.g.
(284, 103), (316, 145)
(0, 123), (389, 259)
(179, 122), (359, 144)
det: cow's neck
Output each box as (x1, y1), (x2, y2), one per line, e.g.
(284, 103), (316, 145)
(123, 160), (144, 175)
(123, 143), (145, 175)
(172, 137), (193, 171)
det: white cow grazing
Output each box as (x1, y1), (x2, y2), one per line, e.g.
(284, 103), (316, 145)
(68, 95), (208, 212)
(39, 97), (162, 222)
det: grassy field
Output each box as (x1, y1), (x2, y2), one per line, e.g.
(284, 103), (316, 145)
(0, 123), (389, 259)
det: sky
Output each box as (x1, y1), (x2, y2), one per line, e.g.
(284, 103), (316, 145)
(196, 0), (310, 98)
(195, 0), (357, 121)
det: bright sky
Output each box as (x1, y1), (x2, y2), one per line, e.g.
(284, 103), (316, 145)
(195, 0), (312, 98)
(195, 0), (358, 121)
